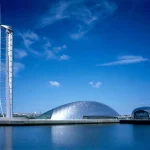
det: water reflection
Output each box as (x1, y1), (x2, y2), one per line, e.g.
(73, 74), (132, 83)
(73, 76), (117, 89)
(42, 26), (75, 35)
(0, 125), (150, 150)
(0, 127), (12, 150)
(132, 125), (150, 149)
(51, 125), (84, 147)
(5, 127), (12, 150)
(51, 124), (121, 150)
(112, 124), (134, 144)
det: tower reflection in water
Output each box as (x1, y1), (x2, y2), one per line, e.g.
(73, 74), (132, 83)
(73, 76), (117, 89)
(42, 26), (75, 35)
(0, 127), (12, 150)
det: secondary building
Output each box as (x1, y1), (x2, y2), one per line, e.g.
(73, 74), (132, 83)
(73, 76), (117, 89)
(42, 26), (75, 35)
(37, 101), (119, 120)
(132, 107), (150, 119)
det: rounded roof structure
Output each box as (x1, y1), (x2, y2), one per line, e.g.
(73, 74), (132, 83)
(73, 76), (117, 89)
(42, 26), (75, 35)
(38, 101), (119, 120)
(132, 107), (150, 114)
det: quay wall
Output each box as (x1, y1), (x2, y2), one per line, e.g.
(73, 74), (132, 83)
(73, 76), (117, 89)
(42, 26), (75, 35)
(0, 118), (119, 126)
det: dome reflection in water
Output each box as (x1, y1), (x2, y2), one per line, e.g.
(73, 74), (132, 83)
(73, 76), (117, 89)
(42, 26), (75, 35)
(1, 125), (150, 150)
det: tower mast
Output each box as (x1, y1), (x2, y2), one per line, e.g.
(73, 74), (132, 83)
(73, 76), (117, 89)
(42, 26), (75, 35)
(1, 25), (13, 118)
(0, 4), (4, 117)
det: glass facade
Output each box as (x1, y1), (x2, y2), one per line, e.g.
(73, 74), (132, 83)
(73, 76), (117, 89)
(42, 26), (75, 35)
(134, 111), (149, 119)
(37, 101), (119, 120)
(132, 107), (150, 119)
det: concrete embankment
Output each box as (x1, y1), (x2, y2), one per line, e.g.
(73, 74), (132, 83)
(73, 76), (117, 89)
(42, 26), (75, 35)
(0, 118), (119, 126)
(120, 119), (150, 124)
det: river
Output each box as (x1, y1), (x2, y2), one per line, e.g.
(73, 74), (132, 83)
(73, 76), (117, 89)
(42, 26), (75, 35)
(0, 124), (150, 150)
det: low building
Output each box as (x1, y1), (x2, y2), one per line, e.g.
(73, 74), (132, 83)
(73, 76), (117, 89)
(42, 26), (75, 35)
(132, 107), (150, 119)
(37, 101), (119, 120)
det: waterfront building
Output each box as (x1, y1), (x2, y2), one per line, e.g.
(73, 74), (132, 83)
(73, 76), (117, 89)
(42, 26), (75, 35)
(37, 101), (119, 120)
(132, 107), (150, 119)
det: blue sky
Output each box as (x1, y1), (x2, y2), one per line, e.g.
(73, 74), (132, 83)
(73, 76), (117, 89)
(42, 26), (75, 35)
(1, 0), (150, 114)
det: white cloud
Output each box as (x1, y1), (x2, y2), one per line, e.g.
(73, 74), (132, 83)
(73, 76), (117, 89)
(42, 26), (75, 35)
(48, 81), (60, 87)
(69, 0), (117, 40)
(97, 55), (148, 66)
(18, 30), (40, 56)
(18, 30), (70, 61)
(39, 1), (70, 27)
(53, 44), (67, 52)
(0, 62), (6, 76)
(42, 39), (68, 60)
(13, 62), (25, 76)
(38, 0), (117, 40)
(70, 31), (86, 40)
(44, 49), (57, 60)
(102, 0), (117, 15)
(70, 25), (87, 40)
(23, 39), (33, 48)
(89, 82), (102, 88)
(23, 30), (39, 40)
(43, 41), (58, 60)
(1, 62), (24, 76)
(59, 54), (70, 60)
(53, 46), (62, 52)
(44, 41), (51, 49)
(62, 44), (67, 49)
(14, 48), (27, 59)
(70, 28), (87, 40)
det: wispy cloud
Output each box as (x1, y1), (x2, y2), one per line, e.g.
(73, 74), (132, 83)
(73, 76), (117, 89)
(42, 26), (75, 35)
(13, 62), (25, 76)
(53, 44), (67, 53)
(97, 55), (148, 66)
(39, 1), (70, 27)
(48, 81), (60, 87)
(23, 30), (39, 40)
(43, 41), (52, 49)
(1, 62), (24, 76)
(14, 48), (27, 59)
(44, 42), (69, 60)
(43, 40), (57, 59)
(0, 62), (5, 73)
(89, 82), (102, 88)
(70, 25), (87, 40)
(18, 30), (40, 56)
(44, 49), (57, 60)
(38, 0), (117, 40)
(18, 30), (70, 61)
(59, 54), (70, 60)
(69, 0), (117, 40)
(70, 31), (86, 40)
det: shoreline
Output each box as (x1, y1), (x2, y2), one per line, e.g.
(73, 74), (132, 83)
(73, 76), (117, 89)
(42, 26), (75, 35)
(0, 118), (119, 126)
(1, 118), (150, 126)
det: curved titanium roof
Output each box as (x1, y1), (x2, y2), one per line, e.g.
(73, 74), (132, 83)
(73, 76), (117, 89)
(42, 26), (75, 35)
(37, 101), (119, 120)
(132, 107), (150, 114)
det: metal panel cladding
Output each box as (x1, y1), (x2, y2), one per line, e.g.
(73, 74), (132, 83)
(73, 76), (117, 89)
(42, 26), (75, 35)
(132, 107), (150, 117)
(38, 101), (119, 120)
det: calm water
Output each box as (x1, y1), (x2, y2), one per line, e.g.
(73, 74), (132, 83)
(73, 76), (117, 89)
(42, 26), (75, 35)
(0, 124), (150, 150)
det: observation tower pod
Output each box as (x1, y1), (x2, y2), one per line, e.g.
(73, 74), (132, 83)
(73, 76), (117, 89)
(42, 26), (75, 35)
(0, 25), (13, 118)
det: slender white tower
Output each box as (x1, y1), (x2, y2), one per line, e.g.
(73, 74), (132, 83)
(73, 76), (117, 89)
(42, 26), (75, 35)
(0, 25), (13, 118)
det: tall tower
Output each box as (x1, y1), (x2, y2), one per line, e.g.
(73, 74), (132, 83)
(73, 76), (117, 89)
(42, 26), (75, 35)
(0, 25), (13, 118)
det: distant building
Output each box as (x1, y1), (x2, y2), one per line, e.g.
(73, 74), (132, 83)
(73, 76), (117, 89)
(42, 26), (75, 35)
(132, 107), (150, 119)
(37, 101), (119, 120)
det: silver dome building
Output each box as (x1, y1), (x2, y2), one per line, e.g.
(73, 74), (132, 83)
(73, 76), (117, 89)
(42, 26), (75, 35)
(37, 101), (119, 120)
(132, 107), (150, 119)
